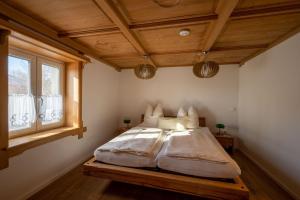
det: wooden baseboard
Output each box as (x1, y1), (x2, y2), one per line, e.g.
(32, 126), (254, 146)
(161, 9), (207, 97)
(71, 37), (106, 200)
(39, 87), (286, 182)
(238, 148), (300, 200)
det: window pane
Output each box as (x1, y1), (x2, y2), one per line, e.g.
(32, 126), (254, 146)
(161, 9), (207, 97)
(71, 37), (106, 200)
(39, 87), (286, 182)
(8, 56), (30, 95)
(8, 56), (36, 132)
(42, 64), (60, 95)
(40, 64), (63, 125)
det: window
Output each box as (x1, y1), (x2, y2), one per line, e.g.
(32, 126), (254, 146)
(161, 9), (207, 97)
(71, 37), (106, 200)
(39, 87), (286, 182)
(0, 30), (85, 170)
(8, 49), (64, 137)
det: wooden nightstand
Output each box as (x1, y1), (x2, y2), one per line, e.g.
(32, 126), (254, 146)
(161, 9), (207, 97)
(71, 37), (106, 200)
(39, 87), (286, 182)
(214, 133), (234, 154)
(116, 127), (131, 135)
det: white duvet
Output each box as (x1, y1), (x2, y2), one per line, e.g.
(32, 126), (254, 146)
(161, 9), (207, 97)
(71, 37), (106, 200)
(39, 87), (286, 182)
(165, 129), (229, 163)
(157, 128), (241, 178)
(97, 127), (163, 156)
(94, 126), (241, 178)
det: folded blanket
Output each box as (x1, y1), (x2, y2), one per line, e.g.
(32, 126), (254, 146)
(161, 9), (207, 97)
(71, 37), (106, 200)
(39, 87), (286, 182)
(98, 127), (163, 156)
(165, 129), (229, 163)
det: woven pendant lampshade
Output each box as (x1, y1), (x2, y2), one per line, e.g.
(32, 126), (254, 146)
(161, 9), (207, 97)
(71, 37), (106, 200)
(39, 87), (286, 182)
(134, 55), (156, 79)
(193, 61), (219, 78)
(134, 63), (156, 79)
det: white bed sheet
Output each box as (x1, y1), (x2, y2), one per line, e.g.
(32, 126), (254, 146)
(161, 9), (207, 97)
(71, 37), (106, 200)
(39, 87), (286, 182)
(156, 127), (241, 179)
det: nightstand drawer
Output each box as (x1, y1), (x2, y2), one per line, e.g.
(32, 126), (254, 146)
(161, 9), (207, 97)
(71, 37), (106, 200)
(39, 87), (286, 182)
(214, 134), (234, 153)
(116, 127), (131, 135)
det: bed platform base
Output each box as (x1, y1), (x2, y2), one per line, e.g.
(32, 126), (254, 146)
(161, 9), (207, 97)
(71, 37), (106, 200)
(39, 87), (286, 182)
(83, 157), (249, 200)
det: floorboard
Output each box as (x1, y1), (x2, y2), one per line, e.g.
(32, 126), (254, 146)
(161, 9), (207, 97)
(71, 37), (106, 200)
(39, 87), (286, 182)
(28, 151), (294, 200)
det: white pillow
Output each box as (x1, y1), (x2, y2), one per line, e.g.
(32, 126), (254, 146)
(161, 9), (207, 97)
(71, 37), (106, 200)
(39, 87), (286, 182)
(144, 104), (153, 118)
(188, 106), (198, 118)
(143, 104), (164, 127)
(177, 107), (187, 117)
(158, 117), (187, 130)
(153, 104), (164, 117)
(142, 116), (159, 127)
(187, 106), (199, 129)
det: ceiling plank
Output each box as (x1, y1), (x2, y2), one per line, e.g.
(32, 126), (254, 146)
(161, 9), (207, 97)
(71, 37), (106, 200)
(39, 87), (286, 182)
(0, 1), (121, 71)
(58, 27), (120, 38)
(101, 44), (268, 59)
(129, 14), (217, 30)
(56, 2), (300, 39)
(93, 0), (157, 67)
(231, 2), (300, 19)
(57, 14), (216, 38)
(199, 0), (239, 61)
(240, 25), (300, 66)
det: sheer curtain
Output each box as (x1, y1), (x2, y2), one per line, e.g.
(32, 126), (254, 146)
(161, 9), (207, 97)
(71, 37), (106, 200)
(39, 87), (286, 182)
(8, 94), (36, 131)
(8, 95), (63, 131)
(39, 95), (63, 123)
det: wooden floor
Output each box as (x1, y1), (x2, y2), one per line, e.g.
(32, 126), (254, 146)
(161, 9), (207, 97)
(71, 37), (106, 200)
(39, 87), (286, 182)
(29, 151), (294, 200)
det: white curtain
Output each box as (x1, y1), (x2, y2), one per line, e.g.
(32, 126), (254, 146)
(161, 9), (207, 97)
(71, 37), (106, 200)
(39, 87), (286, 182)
(9, 94), (36, 130)
(39, 95), (63, 123)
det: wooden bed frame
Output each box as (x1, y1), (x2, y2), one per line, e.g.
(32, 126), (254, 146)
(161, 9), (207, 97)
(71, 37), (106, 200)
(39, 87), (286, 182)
(83, 116), (249, 200)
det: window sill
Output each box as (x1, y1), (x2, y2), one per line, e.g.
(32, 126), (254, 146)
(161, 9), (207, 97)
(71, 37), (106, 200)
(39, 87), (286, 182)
(8, 126), (87, 157)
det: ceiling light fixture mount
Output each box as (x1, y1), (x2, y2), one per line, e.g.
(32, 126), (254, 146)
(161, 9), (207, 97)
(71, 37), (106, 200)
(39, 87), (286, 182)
(179, 28), (191, 37)
(153, 0), (182, 8)
(202, 51), (208, 55)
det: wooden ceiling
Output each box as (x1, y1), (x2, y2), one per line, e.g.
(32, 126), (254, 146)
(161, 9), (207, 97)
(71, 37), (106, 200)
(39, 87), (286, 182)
(2, 0), (300, 70)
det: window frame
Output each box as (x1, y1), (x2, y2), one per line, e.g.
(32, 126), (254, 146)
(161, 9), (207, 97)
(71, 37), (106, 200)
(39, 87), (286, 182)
(8, 48), (37, 138)
(37, 57), (65, 131)
(0, 29), (86, 170)
(8, 47), (66, 139)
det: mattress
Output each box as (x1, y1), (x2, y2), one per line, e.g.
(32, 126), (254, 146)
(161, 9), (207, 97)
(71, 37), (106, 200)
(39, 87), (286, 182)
(156, 127), (241, 179)
(94, 126), (165, 168)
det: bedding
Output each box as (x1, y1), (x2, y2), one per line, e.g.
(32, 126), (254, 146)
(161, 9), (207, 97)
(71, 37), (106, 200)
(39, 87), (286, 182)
(152, 104), (163, 117)
(177, 107), (187, 117)
(143, 104), (164, 127)
(187, 106), (199, 128)
(144, 104), (153, 118)
(156, 127), (241, 179)
(165, 129), (228, 163)
(158, 117), (187, 130)
(97, 127), (163, 156)
(94, 121), (241, 178)
(94, 126), (166, 167)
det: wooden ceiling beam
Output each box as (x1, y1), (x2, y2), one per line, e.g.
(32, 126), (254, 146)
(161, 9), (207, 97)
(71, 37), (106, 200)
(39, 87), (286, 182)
(199, 0), (239, 62)
(101, 44), (267, 59)
(129, 14), (217, 30)
(231, 3), (300, 19)
(58, 27), (120, 38)
(0, 1), (121, 71)
(120, 61), (241, 70)
(93, 0), (157, 67)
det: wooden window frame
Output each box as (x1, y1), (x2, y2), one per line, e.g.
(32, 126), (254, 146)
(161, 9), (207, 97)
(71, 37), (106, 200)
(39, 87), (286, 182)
(0, 29), (86, 170)
(8, 47), (66, 138)
(8, 48), (37, 138)
(36, 57), (65, 131)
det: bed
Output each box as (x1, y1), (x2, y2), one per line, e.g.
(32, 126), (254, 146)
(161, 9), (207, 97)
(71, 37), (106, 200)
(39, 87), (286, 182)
(84, 116), (249, 200)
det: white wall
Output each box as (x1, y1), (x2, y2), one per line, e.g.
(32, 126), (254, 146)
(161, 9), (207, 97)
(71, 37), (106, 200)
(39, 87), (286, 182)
(2, 33), (299, 200)
(119, 65), (239, 133)
(0, 58), (120, 200)
(238, 33), (300, 199)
